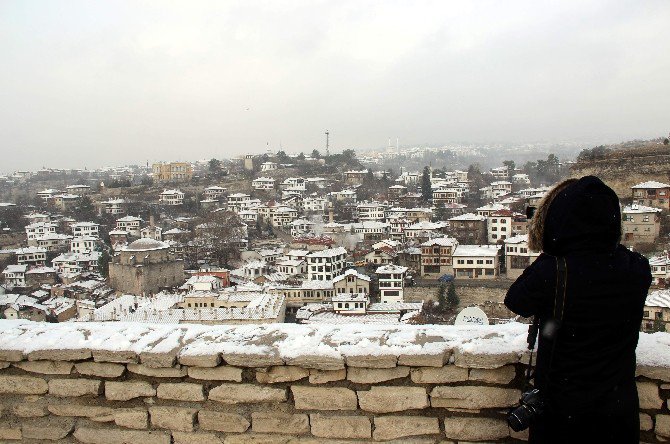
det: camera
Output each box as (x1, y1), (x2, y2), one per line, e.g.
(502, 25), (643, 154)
(507, 388), (544, 432)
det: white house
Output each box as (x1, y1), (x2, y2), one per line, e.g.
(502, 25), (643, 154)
(252, 177), (276, 191)
(141, 226), (163, 241)
(452, 245), (500, 279)
(66, 184), (91, 195)
(37, 189), (60, 203)
(25, 222), (58, 243)
(2, 264), (28, 288)
(100, 198), (125, 215)
(276, 259), (307, 276)
(376, 264), (408, 304)
(487, 210), (514, 244)
(260, 161), (278, 171)
(306, 247), (347, 281)
(332, 293), (368, 314)
(116, 216), (143, 237)
(227, 193), (251, 212)
(357, 202), (387, 221)
(72, 222), (100, 238)
(159, 189), (185, 206)
(203, 186), (227, 200)
(504, 234), (540, 279)
(271, 206), (298, 227)
(303, 196), (328, 213)
(183, 275), (223, 292)
(70, 236), (98, 254)
(15, 247), (47, 267)
(290, 219), (316, 237)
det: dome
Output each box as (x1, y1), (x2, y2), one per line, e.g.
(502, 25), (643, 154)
(125, 238), (169, 252)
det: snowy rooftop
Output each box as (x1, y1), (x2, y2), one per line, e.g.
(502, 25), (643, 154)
(376, 264), (408, 274)
(421, 236), (458, 247)
(453, 245), (501, 257)
(623, 204), (663, 214)
(632, 181), (670, 189)
(646, 290), (670, 309)
(306, 247), (347, 258)
(504, 234), (529, 244)
(449, 213), (486, 221)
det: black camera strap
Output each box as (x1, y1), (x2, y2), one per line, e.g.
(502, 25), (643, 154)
(524, 256), (568, 387)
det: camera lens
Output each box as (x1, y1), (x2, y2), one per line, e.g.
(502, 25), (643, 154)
(508, 405), (534, 432)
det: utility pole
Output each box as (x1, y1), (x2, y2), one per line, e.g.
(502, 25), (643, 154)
(325, 131), (330, 156)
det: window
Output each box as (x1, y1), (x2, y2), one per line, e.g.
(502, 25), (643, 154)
(643, 310), (649, 318)
(656, 312), (663, 320)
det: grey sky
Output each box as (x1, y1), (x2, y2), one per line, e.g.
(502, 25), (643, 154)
(1, 0), (669, 172)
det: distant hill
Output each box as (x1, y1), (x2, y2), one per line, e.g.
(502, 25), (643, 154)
(570, 138), (670, 197)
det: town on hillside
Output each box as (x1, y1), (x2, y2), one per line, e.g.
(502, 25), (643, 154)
(1, 138), (670, 331)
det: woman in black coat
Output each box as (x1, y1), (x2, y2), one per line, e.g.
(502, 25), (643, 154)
(505, 176), (652, 443)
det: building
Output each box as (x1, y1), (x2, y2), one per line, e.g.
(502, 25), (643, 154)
(100, 199), (126, 215)
(649, 255), (670, 286)
(70, 236), (98, 254)
(343, 170), (368, 185)
(15, 247), (47, 267)
(159, 189), (185, 206)
(109, 239), (185, 296)
(141, 226), (163, 241)
(452, 245), (500, 279)
(227, 193), (251, 212)
(204, 186), (227, 200)
(51, 251), (101, 274)
(621, 204), (662, 245)
(2, 264), (28, 288)
(332, 269), (370, 295)
(260, 161), (278, 171)
(332, 293), (368, 314)
(53, 194), (80, 211)
(304, 196), (328, 214)
(376, 264), (408, 304)
(271, 206), (299, 227)
(306, 247), (347, 281)
(642, 290), (670, 333)
(290, 219), (315, 237)
(632, 181), (670, 210)
(504, 235), (540, 279)
(37, 189), (60, 203)
(356, 202), (387, 221)
(116, 216), (142, 237)
(448, 213), (487, 244)
(72, 222), (99, 238)
(152, 162), (193, 182)
(66, 184), (91, 196)
(252, 177), (276, 191)
(420, 237), (458, 277)
(25, 222), (58, 244)
(487, 210), (514, 244)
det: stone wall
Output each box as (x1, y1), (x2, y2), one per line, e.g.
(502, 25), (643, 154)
(0, 320), (669, 442)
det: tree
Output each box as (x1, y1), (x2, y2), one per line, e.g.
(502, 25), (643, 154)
(502, 160), (516, 179)
(421, 166), (432, 202)
(276, 151), (290, 164)
(297, 152), (306, 160)
(97, 249), (111, 278)
(311, 149), (321, 159)
(194, 211), (247, 267)
(209, 158), (221, 172)
(437, 282), (447, 312)
(446, 282), (459, 310)
(664, 138), (669, 146)
(433, 203), (448, 222)
(74, 196), (97, 221)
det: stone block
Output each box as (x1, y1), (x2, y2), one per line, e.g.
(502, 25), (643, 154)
(127, 363), (187, 378)
(74, 426), (171, 444)
(657, 414), (670, 438)
(114, 408), (148, 429)
(209, 383), (287, 404)
(469, 365), (516, 384)
(308, 368), (346, 384)
(358, 386), (428, 413)
(398, 352), (450, 367)
(27, 348), (91, 362)
(173, 431), (224, 444)
(48, 378), (102, 397)
(430, 386), (520, 409)
(105, 381), (156, 401)
(309, 414), (371, 439)
(13, 399), (48, 418)
(284, 355), (345, 371)
(48, 404), (115, 420)
(251, 412), (310, 435)
(0, 361), (9, 369)
(373, 415), (440, 440)
(443, 416), (509, 441)
(0, 425), (21, 440)
(410, 366), (469, 384)
(157, 382), (205, 401)
(188, 366), (242, 381)
(453, 348), (518, 369)
(149, 406), (197, 432)
(345, 354), (397, 369)
(347, 366), (409, 384)
(0, 375), (48, 395)
(640, 413), (653, 432)
(223, 434), (293, 444)
(198, 410), (250, 433)
(75, 362), (125, 378)
(222, 353), (283, 367)
(92, 349), (139, 364)
(21, 417), (75, 440)
(292, 386), (357, 411)
(256, 366), (309, 384)
(637, 365), (670, 382)
(179, 353), (221, 368)
(638, 381), (663, 410)
(140, 351), (177, 368)
(14, 360), (73, 375)
(0, 350), (23, 362)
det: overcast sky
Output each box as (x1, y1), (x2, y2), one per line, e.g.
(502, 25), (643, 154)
(1, 1), (669, 172)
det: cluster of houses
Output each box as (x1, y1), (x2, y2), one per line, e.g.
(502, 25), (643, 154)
(2, 157), (670, 331)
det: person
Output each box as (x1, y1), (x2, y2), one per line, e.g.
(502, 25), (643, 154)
(505, 176), (652, 443)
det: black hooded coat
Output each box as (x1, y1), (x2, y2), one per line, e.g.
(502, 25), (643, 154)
(504, 176), (652, 443)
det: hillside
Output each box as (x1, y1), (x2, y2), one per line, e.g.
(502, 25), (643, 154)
(570, 139), (670, 197)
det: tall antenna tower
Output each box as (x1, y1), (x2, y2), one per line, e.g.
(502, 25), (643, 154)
(325, 131), (330, 156)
